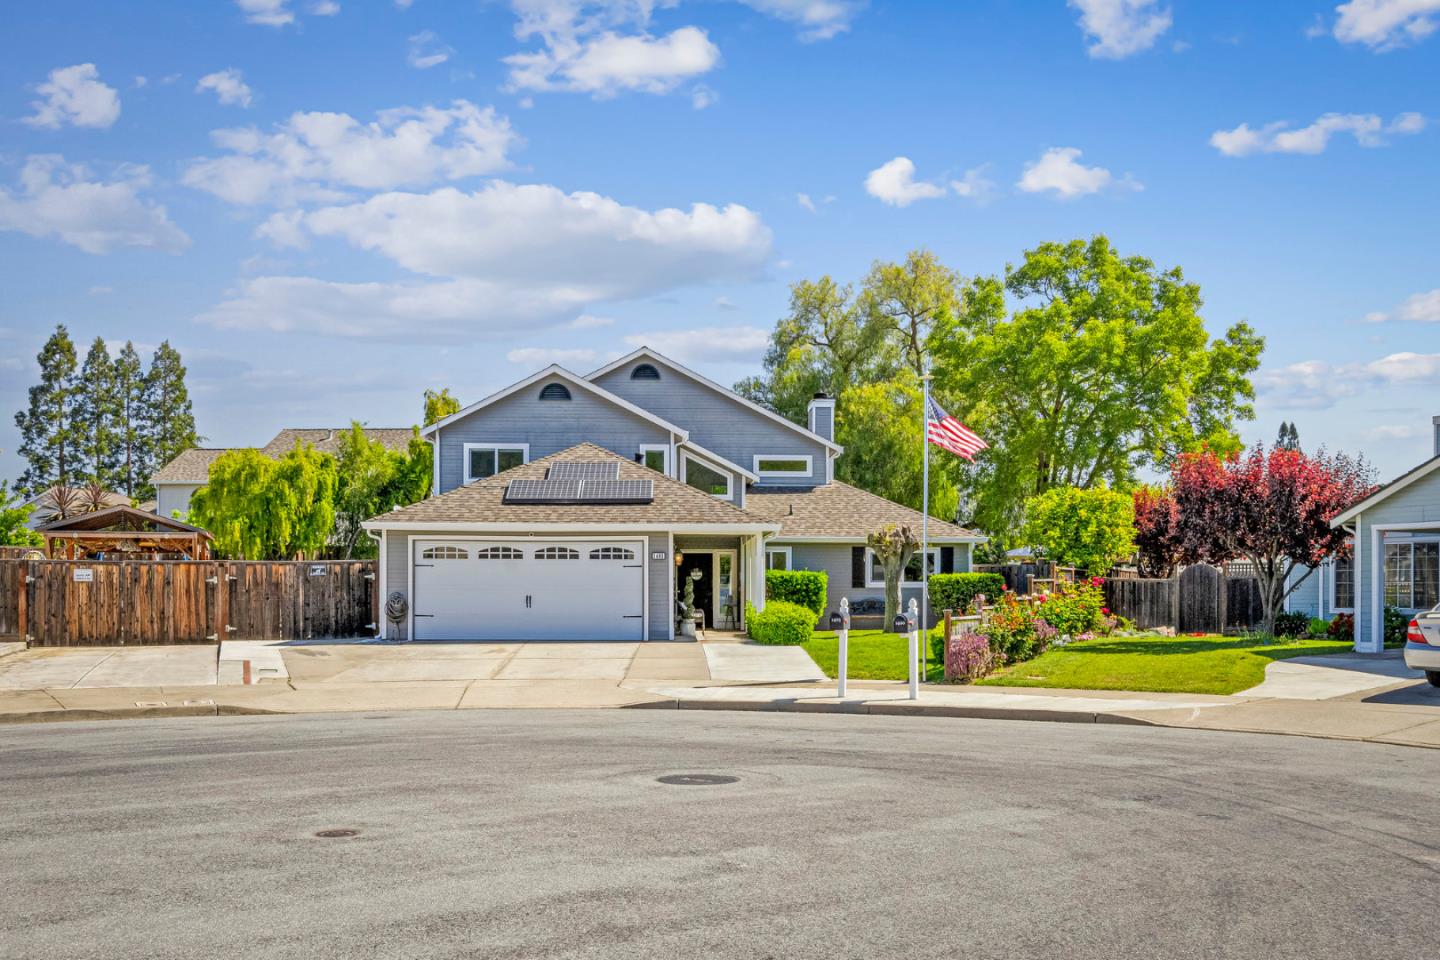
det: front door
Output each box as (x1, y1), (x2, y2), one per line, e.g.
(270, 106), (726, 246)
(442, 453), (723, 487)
(678, 552), (713, 629)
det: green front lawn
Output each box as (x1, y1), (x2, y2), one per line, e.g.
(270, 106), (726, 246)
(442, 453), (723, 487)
(800, 629), (1354, 695)
(803, 628), (946, 684)
(979, 633), (1353, 695)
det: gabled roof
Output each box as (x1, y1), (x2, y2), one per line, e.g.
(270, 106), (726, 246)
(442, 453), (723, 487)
(746, 482), (986, 542)
(1330, 454), (1440, 527)
(420, 365), (689, 441)
(151, 428), (416, 484)
(38, 504), (211, 536)
(586, 347), (843, 454)
(365, 443), (776, 529)
(151, 448), (232, 484)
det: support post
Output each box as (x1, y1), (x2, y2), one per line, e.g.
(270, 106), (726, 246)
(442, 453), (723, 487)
(907, 596), (920, 699)
(831, 597), (851, 698)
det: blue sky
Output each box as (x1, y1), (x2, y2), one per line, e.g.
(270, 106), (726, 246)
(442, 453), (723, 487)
(1, 0), (1437, 483)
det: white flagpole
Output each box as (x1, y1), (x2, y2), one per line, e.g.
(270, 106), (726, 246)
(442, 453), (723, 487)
(921, 364), (932, 680)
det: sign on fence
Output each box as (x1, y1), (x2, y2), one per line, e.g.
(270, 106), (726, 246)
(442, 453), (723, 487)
(72, 567), (93, 583)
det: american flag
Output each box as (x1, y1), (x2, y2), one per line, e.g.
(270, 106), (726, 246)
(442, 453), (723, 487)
(926, 395), (988, 461)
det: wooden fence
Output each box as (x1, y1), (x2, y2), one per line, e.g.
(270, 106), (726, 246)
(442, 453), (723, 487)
(1102, 564), (1265, 633)
(0, 559), (376, 647)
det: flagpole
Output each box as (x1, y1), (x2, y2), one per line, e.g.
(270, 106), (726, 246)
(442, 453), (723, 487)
(921, 364), (932, 680)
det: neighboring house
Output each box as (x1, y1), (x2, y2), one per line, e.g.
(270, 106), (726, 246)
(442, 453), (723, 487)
(1287, 415), (1440, 652)
(363, 347), (985, 642)
(23, 486), (130, 530)
(150, 427), (416, 518)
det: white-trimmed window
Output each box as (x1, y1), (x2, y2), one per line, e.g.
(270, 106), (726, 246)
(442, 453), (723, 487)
(463, 443), (528, 483)
(766, 546), (792, 571)
(1331, 554), (1355, 611)
(681, 451), (732, 498)
(753, 455), (813, 479)
(866, 548), (939, 588)
(1385, 540), (1440, 610)
(639, 444), (670, 476)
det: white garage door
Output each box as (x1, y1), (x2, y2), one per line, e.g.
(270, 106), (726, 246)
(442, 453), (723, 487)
(411, 539), (646, 641)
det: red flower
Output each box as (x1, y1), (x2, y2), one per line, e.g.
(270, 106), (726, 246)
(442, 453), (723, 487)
(1001, 585), (1009, 591)
(1101, 607), (1110, 615)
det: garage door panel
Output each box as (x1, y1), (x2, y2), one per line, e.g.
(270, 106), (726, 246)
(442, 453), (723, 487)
(413, 539), (645, 641)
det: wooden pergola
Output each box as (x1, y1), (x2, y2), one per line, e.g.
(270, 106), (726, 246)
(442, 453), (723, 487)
(37, 505), (214, 560)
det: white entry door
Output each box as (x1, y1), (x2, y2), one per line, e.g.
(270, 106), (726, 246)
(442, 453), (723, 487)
(411, 539), (645, 641)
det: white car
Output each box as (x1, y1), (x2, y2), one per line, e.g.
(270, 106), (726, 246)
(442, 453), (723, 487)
(1405, 605), (1440, 687)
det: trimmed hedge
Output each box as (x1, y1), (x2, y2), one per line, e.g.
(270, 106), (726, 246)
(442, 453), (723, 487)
(766, 569), (828, 614)
(745, 599), (819, 645)
(928, 573), (1006, 614)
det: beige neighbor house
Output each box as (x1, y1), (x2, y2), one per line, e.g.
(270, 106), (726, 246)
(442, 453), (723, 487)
(150, 427), (416, 519)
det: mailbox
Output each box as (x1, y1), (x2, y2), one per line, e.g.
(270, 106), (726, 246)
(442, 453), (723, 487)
(893, 614), (910, 633)
(829, 611), (845, 631)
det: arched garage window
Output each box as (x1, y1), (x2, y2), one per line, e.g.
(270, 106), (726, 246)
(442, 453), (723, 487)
(475, 546), (523, 560)
(534, 546), (580, 560)
(589, 546), (636, 560)
(421, 546), (468, 559)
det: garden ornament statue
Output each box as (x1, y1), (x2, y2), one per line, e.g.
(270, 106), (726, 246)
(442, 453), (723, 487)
(386, 591), (409, 641)
(678, 568), (704, 637)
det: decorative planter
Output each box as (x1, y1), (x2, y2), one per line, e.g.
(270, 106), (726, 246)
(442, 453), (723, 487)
(678, 620), (697, 639)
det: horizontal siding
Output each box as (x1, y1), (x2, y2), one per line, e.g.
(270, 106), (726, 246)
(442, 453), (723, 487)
(436, 374), (670, 494)
(1286, 564), (1321, 618)
(382, 528), (670, 640)
(155, 483), (200, 519)
(593, 358), (830, 487)
(1354, 465), (1440, 649)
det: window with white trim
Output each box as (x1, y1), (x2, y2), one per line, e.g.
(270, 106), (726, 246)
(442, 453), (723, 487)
(639, 444), (670, 475)
(421, 545), (468, 560)
(475, 546), (523, 560)
(534, 546), (580, 560)
(866, 548), (939, 587)
(589, 546), (636, 561)
(1384, 541), (1440, 609)
(753, 455), (813, 479)
(766, 546), (792, 571)
(464, 443), (528, 483)
(681, 452), (732, 498)
(1331, 554), (1354, 611)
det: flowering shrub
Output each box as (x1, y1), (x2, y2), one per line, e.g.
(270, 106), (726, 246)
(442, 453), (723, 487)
(1327, 613), (1354, 641)
(1036, 578), (1107, 637)
(944, 629), (997, 682)
(984, 591), (1042, 662)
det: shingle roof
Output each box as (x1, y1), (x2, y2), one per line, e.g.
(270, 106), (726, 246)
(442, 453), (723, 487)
(151, 428), (417, 484)
(746, 482), (985, 541)
(370, 443), (776, 527)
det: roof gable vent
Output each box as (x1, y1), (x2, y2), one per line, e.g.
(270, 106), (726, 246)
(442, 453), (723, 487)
(631, 363), (661, 380)
(538, 383), (572, 401)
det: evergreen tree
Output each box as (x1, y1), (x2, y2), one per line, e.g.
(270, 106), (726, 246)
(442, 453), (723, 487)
(13, 324), (80, 495)
(142, 340), (198, 477)
(1276, 421), (1301, 451)
(74, 337), (121, 489)
(112, 341), (149, 500)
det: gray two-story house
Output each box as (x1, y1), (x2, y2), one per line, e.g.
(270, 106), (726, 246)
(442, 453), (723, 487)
(363, 347), (985, 642)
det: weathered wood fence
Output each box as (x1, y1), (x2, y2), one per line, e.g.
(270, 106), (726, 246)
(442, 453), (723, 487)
(1102, 564), (1265, 632)
(0, 559), (377, 647)
(974, 561), (1054, 594)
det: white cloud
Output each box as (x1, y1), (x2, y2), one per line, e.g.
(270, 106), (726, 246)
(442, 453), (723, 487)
(950, 164), (996, 202)
(196, 68), (254, 108)
(735, 0), (864, 40)
(23, 63), (121, 129)
(714, 295), (739, 310)
(1068, 0), (1172, 58)
(236, 0), (295, 26)
(1364, 351), (1440, 382)
(1363, 288), (1440, 324)
(506, 25), (721, 97)
(0, 155), (190, 255)
(623, 325), (770, 364)
(1210, 111), (1425, 156)
(182, 100), (519, 205)
(864, 157), (946, 207)
(1016, 147), (1139, 198)
(1257, 351), (1440, 409)
(311, 0), (340, 13)
(408, 30), (453, 69)
(1373, 424), (1421, 440)
(690, 84), (717, 109)
(1333, 0), (1440, 49)
(569, 313), (615, 328)
(796, 192), (817, 212)
(204, 181), (772, 340)
(505, 346), (602, 366)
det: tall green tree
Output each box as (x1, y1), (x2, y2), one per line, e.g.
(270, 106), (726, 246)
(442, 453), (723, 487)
(1276, 421), (1300, 451)
(930, 235), (1264, 535)
(835, 377), (958, 522)
(0, 481), (43, 547)
(858, 249), (963, 377)
(334, 425), (435, 558)
(1020, 485), (1136, 575)
(14, 324), (80, 495)
(188, 449), (276, 559)
(423, 388), (461, 426)
(270, 443), (338, 560)
(112, 341), (150, 500)
(142, 341), (198, 476)
(74, 337), (121, 489)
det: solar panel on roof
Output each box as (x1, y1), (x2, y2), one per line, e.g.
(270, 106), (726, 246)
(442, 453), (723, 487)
(548, 461), (620, 481)
(579, 479), (653, 503)
(504, 478), (583, 503)
(502, 476), (653, 504)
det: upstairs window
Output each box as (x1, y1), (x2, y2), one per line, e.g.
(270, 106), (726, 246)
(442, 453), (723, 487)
(754, 455), (813, 479)
(631, 363), (661, 380)
(538, 383), (572, 401)
(639, 444), (669, 475)
(464, 443), (528, 483)
(682, 453), (732, 498)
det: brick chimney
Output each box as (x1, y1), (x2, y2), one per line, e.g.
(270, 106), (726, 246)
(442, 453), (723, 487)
(807, 393), (835, 442)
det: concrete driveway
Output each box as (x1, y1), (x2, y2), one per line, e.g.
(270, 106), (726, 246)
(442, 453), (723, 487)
(0, 646), (217, 690)
(1240, 650), (1424, 699)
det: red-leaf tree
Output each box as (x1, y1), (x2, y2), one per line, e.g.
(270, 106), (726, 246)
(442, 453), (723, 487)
(1170, 446), (1375, 636)
(1132, 485), (1188, 578)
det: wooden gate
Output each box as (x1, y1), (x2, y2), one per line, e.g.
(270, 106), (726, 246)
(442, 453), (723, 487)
(1177, 564), (1223, 633)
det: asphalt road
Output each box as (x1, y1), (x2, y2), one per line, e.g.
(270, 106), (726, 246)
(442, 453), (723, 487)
(2, 711), (1438, 960)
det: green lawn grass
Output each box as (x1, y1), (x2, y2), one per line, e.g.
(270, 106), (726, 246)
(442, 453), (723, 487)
(801, 629), (1354, 695)
(978, 633), (1353, 695)
(803, 628), (946, 684)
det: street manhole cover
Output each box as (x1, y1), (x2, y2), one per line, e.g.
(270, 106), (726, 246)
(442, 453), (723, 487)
(314, 829), (360, 838)
(656, 774), (739, 786)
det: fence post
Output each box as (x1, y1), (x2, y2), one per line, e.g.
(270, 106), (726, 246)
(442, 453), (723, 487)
(1218, 571), (1229, 634)
(213, 560), (229, 643)
(1170, 572), (1180, 632)
(17, 560), (29, 644)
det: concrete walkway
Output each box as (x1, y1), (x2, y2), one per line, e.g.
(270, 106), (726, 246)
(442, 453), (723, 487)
(0, 646), (216, 690)
(1239, 650), (1420, 699)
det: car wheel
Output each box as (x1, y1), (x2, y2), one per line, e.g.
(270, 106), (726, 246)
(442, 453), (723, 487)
(1428, 671), (1440, 688)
